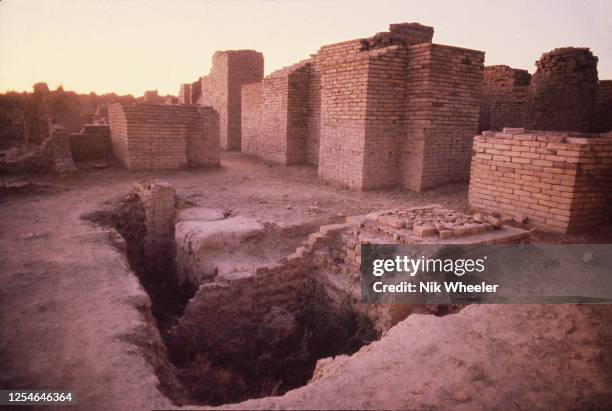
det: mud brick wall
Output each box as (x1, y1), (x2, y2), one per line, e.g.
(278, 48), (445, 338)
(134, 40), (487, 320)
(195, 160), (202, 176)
(199, 50), (263, 150)
(479, 65), (531, 132)
(317, 41), (372, 189)
(468, 129), (612, 233)
(68, 124), (111, 161)
(240, 83), (263, 157)
(134, 181), (176, 276)
(361, 47), (409, 189)
(400, 43), (484, 191)
(178, 83), (192, 105)
(108, 103), (220, 171)
(594, 81), (612, 132)
(525, 48), (599, 132)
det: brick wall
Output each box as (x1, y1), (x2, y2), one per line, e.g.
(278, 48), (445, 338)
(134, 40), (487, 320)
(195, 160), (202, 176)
(108, 103), (220, 171)
(479, 65), (531, 132)
(235, 22), (483, 192)
(198, 50), (263, 150)
(178, 83), (192, 105)
(240, 83), (262, 157)
(68, 124), (111, 161)
(134, 181), (176, 277)
(594, 80), (612, 132)
(525, 48), (599, 132)
(468, 128), (612, 233)
(400, 43), (484, 191)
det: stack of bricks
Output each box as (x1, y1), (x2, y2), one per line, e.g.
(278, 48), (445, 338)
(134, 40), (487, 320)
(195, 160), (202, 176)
(468, 128), (612, 233)
(525, 48), (599, 132)
(198, 50), (264, 150)
(178, 83), (192, 105)
(134, 181), (176, 277)
(594, 80), (612, 132)
(479, 65), (531, 132)
(108, 103), (220, 171)
(236, 22), (484, 192)
(240, 83), (263, 157)
(68, 124), (111, 161)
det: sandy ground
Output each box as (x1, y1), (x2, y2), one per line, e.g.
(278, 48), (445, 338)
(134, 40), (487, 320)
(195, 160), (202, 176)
(1, 152), (611, 410)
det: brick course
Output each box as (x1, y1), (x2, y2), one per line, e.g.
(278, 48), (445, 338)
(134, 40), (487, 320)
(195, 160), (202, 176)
(594, 80), (612, 132)
(468, 128), (612, 233)
(68, 124), (111, 161)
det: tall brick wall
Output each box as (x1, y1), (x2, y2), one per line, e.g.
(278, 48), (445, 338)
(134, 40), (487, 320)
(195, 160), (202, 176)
(235, 22), (483, 192)
(317, 41), (371, 189)
(108, 103), (219, 171)
(198, 50), (263, 150)
(400, 43), (484, 191)
(594, 80), (612, 132)
(479, 65), (531, 132)
(525, 48), (599, 132)
(240, 83), (262, 157)
(468, 129), (612, 233)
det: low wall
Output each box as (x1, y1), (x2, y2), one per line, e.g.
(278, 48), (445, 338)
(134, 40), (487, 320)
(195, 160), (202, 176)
(69, 124), (111, 161)
(468, 128), (612, 233)
(108, 103), (220, 171)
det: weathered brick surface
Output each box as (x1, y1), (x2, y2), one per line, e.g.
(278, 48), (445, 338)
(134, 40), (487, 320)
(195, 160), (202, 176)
(240, 83), (263, 157)
(594, 80), (612, 132)
(400, 43), (484, 191)
(468, 129), (612, 233)
(525, 48), (599, 132)
(198, 50), (264, 150)
(108, 103), (219, 171)
(134, 181), (175, 275)
(238, 23), (483, 192)
(479, 65), (531, 132)
(68, 124), (111, 161)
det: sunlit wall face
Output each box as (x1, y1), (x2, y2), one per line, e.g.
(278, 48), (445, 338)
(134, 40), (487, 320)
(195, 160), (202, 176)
(0, 0), (610, 96)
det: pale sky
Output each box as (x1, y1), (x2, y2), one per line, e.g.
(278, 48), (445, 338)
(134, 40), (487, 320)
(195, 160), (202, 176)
(1, 0), (611, 96)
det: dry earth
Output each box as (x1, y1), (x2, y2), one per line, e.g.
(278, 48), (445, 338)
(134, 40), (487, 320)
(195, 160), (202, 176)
(1, 152), (611, 410)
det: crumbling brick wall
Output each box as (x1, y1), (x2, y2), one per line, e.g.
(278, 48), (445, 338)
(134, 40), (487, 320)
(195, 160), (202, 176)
(479, 65), (531, 132)
(525, 48), (599, 132)
(68, 124), (111, 161)
(594, 80), (612, 132)
(198, 50), (264, 150)
(468, 129), (612, 233)
(400, 43), (484, 191)
(108, 103), (220, 171)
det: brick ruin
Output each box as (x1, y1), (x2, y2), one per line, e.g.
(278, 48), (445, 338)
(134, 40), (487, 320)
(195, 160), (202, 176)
(479, 65), (531, 132)
(101, 182), (529, 404)
(468, 128), (612, 233)
(525, 48), (599, 132)
(68, 124), (111, 161)
(108, 103), (220, 171)
(234, 23), (486, 191)
(194, 50), (264, 150)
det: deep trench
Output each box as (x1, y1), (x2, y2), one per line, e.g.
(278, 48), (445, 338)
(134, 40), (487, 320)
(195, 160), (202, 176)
(84, 193), (378, 406)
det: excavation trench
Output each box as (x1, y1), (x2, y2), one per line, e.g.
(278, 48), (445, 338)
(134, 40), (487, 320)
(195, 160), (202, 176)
(84, 191), (379, 406)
